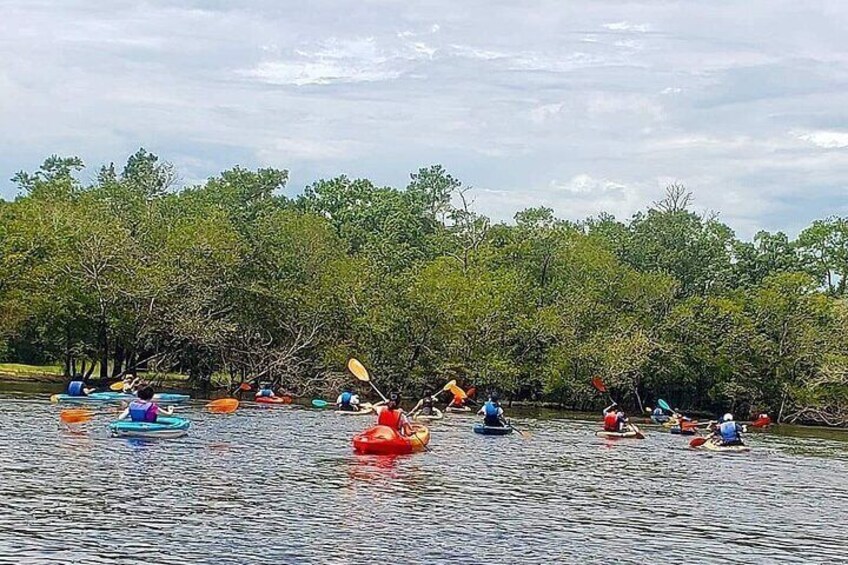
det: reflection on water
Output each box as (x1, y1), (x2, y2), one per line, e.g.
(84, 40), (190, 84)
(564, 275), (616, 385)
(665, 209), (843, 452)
(0, 393), (846, 564)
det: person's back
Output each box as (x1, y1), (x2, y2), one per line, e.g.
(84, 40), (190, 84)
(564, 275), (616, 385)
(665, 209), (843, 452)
(67, 378), (91, 397)
(128, 387), (159, 422)
(337, 389), (357, 411)
(481, 396), (504, 427)
(718, 414), (743, 445)
(421, 397), (435, 416)
(256, 385), (275, 398)
(603, 410), (619, 432)
(376, 392), (410, 435)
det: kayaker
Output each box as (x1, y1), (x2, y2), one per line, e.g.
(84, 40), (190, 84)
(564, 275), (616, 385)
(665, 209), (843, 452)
(647, 405), (668, 424)
(66, 375), (95, 397)
(336, 387), (361, 412)
(121, 375), (141, 394)
(255, 383), (276, 399)
(118, 386), (174, 423)
(375, 391), (413, 435)
(603, 403), (629, 432)
(410, 390), (438, 417)
(711, 413), (745, 446)
(446, 388), (469, 411)
(478, 393), (505, 427)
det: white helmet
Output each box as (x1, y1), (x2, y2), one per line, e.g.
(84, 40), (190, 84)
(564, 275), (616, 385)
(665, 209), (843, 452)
(722, 413), (733, 422)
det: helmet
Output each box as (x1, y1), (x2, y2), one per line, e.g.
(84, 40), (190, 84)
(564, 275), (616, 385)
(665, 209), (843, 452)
(722, 413), (733, 422)
(490, 392), (500, 403)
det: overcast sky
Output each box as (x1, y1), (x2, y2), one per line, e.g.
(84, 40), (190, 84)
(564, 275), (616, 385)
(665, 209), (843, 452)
(2, 1), (848, 237)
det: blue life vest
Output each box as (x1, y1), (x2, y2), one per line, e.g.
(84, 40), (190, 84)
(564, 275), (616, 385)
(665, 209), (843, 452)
(129, 400), (156, 423)
(67, 381), (85, 396)
(259, 388), (273, 397)
(653, 407), (663, 418)
(719, 421), (740, 442)
(340, 392), (352, 406)
(484, 401), (501, 426)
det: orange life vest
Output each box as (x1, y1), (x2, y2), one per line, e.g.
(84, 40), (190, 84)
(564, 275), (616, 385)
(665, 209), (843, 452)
(603, 412), (619, 432)
(378, 407), (402, 430)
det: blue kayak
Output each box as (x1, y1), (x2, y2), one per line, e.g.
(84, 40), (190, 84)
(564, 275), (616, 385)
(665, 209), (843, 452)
(473, 423), (513, 436)
(109, 416), (191, 439)
(51, 392), (190, 405)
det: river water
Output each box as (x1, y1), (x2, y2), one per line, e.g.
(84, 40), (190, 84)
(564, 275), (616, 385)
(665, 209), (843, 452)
(0, 390), (846, 564)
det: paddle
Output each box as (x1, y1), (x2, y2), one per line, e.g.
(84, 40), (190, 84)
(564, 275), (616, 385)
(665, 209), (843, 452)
(658, 398), (672, 412)
(411, 379), (457, 416)
(591, 376), (644, 439)
(347, 358), (389, 402)
(689, 436), (708, 448)
(59, 408), (96, 424)
(312, 399), (328, 408)
(205, 398), (239, 414)
(109, 381), (125, 391)
(505, 419), (531, 439)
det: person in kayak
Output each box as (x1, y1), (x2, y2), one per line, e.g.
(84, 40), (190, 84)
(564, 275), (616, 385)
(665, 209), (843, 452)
(711, 413), (745, 446)
(255, 383), (276, 399)
(446, 388), (470, 411)
(336, 387), (361, 412)
(121, 375), (141, 394)
(478, 393), (506, 427)
(410, 390), (438, 417)
(646, 405), (668, 424)
(375, 391), (413, 435)
(603, 403), (629, 432)
(67, 375), (95, 397)
(118, 386), (174, 423)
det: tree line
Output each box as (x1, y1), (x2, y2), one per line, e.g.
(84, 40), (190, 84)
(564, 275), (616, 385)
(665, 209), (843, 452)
(1, 150), (847, 426)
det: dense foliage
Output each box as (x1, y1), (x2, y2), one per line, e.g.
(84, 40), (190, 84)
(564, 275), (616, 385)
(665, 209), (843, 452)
(2, 152), (847, 425)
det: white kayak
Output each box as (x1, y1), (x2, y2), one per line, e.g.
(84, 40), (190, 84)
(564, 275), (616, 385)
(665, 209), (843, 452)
(413, 408), (444, 421)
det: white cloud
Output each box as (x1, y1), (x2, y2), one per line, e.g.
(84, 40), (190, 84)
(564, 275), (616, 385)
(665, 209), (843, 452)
(602, 21), (650, 32)
(796, 130), (848, 149)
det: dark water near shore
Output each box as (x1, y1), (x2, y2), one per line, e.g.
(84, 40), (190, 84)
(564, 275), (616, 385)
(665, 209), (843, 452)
(0, 388), (846, 564)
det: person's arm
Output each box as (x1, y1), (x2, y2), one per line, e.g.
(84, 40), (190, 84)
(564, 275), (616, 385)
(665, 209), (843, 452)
(335, 394), (343, 406)
(350, 395), (360, 406)
(477, 405), (485, 415)
(409, 399), (424, 415)
(400, 413), (413, 435)
(603, 403), (617, 415)
(118, 408), (130, 420)
(159, 405), (174, 416)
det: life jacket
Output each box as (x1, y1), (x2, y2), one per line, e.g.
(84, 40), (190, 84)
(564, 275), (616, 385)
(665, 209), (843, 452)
(452, 394), (466, 407)
(719, 421), (740, 442)
(652, 407), (663, 418)
(484, 401), (502, 426)
(604, 412), (620, 432)
(67, 380), (85, 396)
(258, 389), (273, 397)
(421, 397), (434, 415)
(340, 391), (352, 406)
(129, 400), (157, 423)
(378, 407), (402, 430)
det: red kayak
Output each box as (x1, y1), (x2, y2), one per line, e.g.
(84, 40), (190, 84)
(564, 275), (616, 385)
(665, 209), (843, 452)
(352, 424), (430, 455)
(255, 396), (292, 405)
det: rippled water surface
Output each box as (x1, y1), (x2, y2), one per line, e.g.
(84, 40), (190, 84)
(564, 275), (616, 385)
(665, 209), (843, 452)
(0, 391), (846, 564)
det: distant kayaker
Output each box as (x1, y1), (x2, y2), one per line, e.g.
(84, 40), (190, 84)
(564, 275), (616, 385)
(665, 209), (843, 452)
(478, 393), (506, 427)
(66, 375), (95, 397)
(711, 413), (745, 446)
(255, 383), (276, 399)
(446, 386), (471, 411)
(376, 391), (413, 435)
(647, 405), (668, 424)
(121, 375), (141, 394)
(336, 387), (361, 412)
(410, 390), (438, 417)
(603, 403), (629, 432)
(118, 386), (173, 423)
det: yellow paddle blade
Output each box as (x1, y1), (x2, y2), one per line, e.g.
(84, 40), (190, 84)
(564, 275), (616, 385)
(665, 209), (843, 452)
(448, 384), (467, 399)
(60, 409), (94, 424)
(109, 381), (125, 391)
(347, 358), (370, 382)
(441, 379), (457, 392)
(206, 398), (239, 414)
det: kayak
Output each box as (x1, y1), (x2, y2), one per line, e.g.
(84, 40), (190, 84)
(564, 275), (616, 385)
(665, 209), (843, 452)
(414, 408), (444, 422)
(109, 416), (191, 439)
(51, 392), (190, 406)
(335, 403), (374, 415)
(446, 406), (472, 413)
(669, 425), (695, 436)
(352, 424), (430, 455)
(695, 438), (750, 453)
(255, 395), (292, 405)
(596, 430), (643, 439)
(651, 415), (670, 424)
(473, 423), (513, 436)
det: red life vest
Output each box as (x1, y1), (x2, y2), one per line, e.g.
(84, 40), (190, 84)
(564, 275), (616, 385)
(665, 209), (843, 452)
(603, 412), (619, 432)
(378, 407), (402, 430)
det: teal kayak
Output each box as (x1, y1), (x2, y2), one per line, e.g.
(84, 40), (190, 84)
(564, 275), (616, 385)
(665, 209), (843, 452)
(51, 392), (190, 405)
(473, 423), (513, 436)
(109, 416), (191, 439)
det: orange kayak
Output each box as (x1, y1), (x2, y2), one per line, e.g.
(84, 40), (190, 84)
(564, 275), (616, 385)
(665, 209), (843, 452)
(352, 424), (430, 455)
(255, 396), (292, 405)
